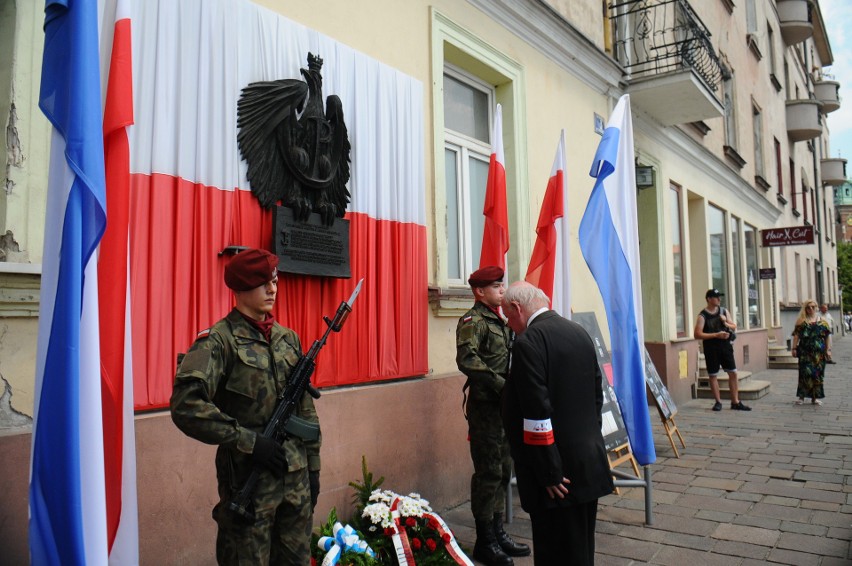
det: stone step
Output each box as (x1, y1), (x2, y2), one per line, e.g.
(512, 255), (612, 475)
(768, 345), (790, 355)
(693, 379), (772, 400)
(768, 360), (798, 370)
(696, 371), (753, 387)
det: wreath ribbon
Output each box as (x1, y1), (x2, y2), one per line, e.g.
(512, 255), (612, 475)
(317, 522), (375, 566)
(423, 512), (474, 566)
(390, 497), (416, 565)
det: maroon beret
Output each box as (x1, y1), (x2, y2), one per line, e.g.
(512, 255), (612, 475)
(468, 265), (504, 287)
(224, 248), (279, 291)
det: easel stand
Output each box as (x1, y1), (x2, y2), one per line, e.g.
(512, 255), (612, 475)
(661, 415), (686, 458)
(607, 442), (653, 525)
(607, 442), (640, 489)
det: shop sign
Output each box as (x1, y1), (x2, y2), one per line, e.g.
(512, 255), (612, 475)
(760, 226), (814, 247)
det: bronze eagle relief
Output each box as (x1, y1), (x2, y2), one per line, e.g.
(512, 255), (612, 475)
(237, 53), (351, 225)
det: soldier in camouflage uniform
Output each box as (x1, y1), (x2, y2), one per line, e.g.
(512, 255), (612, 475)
(456, 266), (530, 566)
(171, 248), (321, 566)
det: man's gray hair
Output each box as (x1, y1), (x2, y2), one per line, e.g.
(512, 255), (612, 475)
(504, 283), (550, 309)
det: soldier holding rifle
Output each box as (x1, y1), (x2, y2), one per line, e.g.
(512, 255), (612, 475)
(171, 248), (322, 565)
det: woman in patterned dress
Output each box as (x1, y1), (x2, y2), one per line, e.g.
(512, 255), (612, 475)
(790, 301), (832, 406)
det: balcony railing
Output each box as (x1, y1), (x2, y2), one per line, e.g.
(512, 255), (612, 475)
(610, 0), (722, 92)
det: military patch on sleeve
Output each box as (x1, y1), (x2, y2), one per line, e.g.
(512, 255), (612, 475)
(179, 348), (211, 373)
(462, 315), (473, 323)
(196, 328), (211, 338)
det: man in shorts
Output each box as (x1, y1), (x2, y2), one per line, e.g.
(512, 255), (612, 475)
(694, 289), (751, 411)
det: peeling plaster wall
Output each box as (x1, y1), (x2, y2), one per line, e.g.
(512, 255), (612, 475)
(0, 317), (37, 426)
(1, 0), (51, 263)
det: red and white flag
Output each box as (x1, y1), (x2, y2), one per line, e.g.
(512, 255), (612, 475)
(525, 131), (571, 318)
(98, 0), (139, 562)
(479, 103), (509, 275)
(125, 0), (427, 408)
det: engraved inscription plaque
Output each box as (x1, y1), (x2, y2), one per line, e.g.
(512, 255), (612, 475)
(272, 206), (351, 278)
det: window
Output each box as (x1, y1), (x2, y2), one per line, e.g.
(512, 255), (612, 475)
(752, 103), (764, 178)
(443, 68), (493, 282)
(431, 10), (527, 293)
(795, 252), (802, 301)
(802, 182), (809, 223)
(774, 138), (783, 198)
(709, 205), (729, 298)
(744, 224), (760, 328)
(670, 184), (686, 336)
(784, 60), (790, 99)
(730, 215), (743, 326)
(790, 159), (797, 211)
(723, 72), (738, 150)
(767, 25), (777, 76)
(745, 0), (757, 34)
(806, 257), (812, 300)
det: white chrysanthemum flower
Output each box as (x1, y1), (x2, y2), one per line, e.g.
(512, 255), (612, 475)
(398, 496), (425, 517)
(362, 502), (392, 526)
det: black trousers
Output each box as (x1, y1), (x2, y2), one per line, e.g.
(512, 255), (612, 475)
(529, 499), (598, 566)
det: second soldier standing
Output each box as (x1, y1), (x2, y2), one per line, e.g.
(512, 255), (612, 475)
(456, 266), (530, 566)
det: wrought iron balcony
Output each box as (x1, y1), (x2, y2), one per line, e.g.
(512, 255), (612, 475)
(610, 0), (724, 125)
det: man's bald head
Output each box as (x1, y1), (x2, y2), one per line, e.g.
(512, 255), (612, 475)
(502, 281), (550, 333)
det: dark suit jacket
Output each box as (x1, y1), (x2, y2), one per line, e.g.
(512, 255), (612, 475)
(502, 310), (614, 512)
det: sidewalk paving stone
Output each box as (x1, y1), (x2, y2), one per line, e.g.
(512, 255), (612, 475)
(440, 336), (852, 564)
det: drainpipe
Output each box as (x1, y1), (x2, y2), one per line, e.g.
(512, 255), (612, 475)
(812, 140), (825, 305)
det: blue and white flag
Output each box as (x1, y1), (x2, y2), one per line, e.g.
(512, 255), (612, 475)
(579, 95), (656, 466)
(30, 1), (110, 564)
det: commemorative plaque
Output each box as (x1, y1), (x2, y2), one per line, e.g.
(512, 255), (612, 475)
(273, 206), (350, 278)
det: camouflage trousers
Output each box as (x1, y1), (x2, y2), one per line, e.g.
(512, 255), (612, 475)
(213, 465), (313, 565)
(467, 398), (512, 523)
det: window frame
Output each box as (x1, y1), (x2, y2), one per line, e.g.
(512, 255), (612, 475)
(670, 183), (687, 337)
(430, 9), (528, 295)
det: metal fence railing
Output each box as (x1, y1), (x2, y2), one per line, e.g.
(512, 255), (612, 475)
(610, 0), (723, 91)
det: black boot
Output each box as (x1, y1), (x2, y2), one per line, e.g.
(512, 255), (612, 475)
(473, 519), (514, 566)
(492, 513), (531, 557)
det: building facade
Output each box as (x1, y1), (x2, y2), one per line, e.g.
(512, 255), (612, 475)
(836, 180), (852, 243)
(0, 0), (843, 562)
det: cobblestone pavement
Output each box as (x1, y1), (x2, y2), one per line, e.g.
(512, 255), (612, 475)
(441, 335), (852, 565)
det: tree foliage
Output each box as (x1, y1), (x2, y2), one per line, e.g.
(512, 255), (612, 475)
(838, 242), (852, 309)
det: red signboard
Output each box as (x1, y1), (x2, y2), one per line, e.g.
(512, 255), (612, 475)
(760, 226), (815, 247)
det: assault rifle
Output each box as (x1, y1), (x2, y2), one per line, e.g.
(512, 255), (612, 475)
(228, 278), (364, 521)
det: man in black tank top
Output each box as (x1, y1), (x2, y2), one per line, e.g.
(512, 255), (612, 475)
(694, 289), (752, 412)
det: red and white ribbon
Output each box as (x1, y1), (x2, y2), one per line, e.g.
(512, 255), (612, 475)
(390, 497), (415, 565)
(423, 512), (474, 565)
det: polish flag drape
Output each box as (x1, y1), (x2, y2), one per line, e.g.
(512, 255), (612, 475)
(98, 0), (139, 562)
(479, 103), (509, 273)
(579, 95), (656, 466)
(525, 131), (571, 318)
(31, 0), (139, 563)
(126, 0), (427, 409)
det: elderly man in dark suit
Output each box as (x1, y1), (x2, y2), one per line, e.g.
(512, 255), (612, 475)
(501, 281), (613, 566)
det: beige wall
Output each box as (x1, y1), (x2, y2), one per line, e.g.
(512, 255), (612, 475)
(0, 372), (474, 565)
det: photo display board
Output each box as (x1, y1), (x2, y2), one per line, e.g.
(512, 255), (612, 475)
(572, 312), (630, 452)
(643, 349), (677, 420)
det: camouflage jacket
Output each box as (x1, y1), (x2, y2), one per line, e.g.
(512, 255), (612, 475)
(170, 308), (321, 472)
(456, 301), (510, 403)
